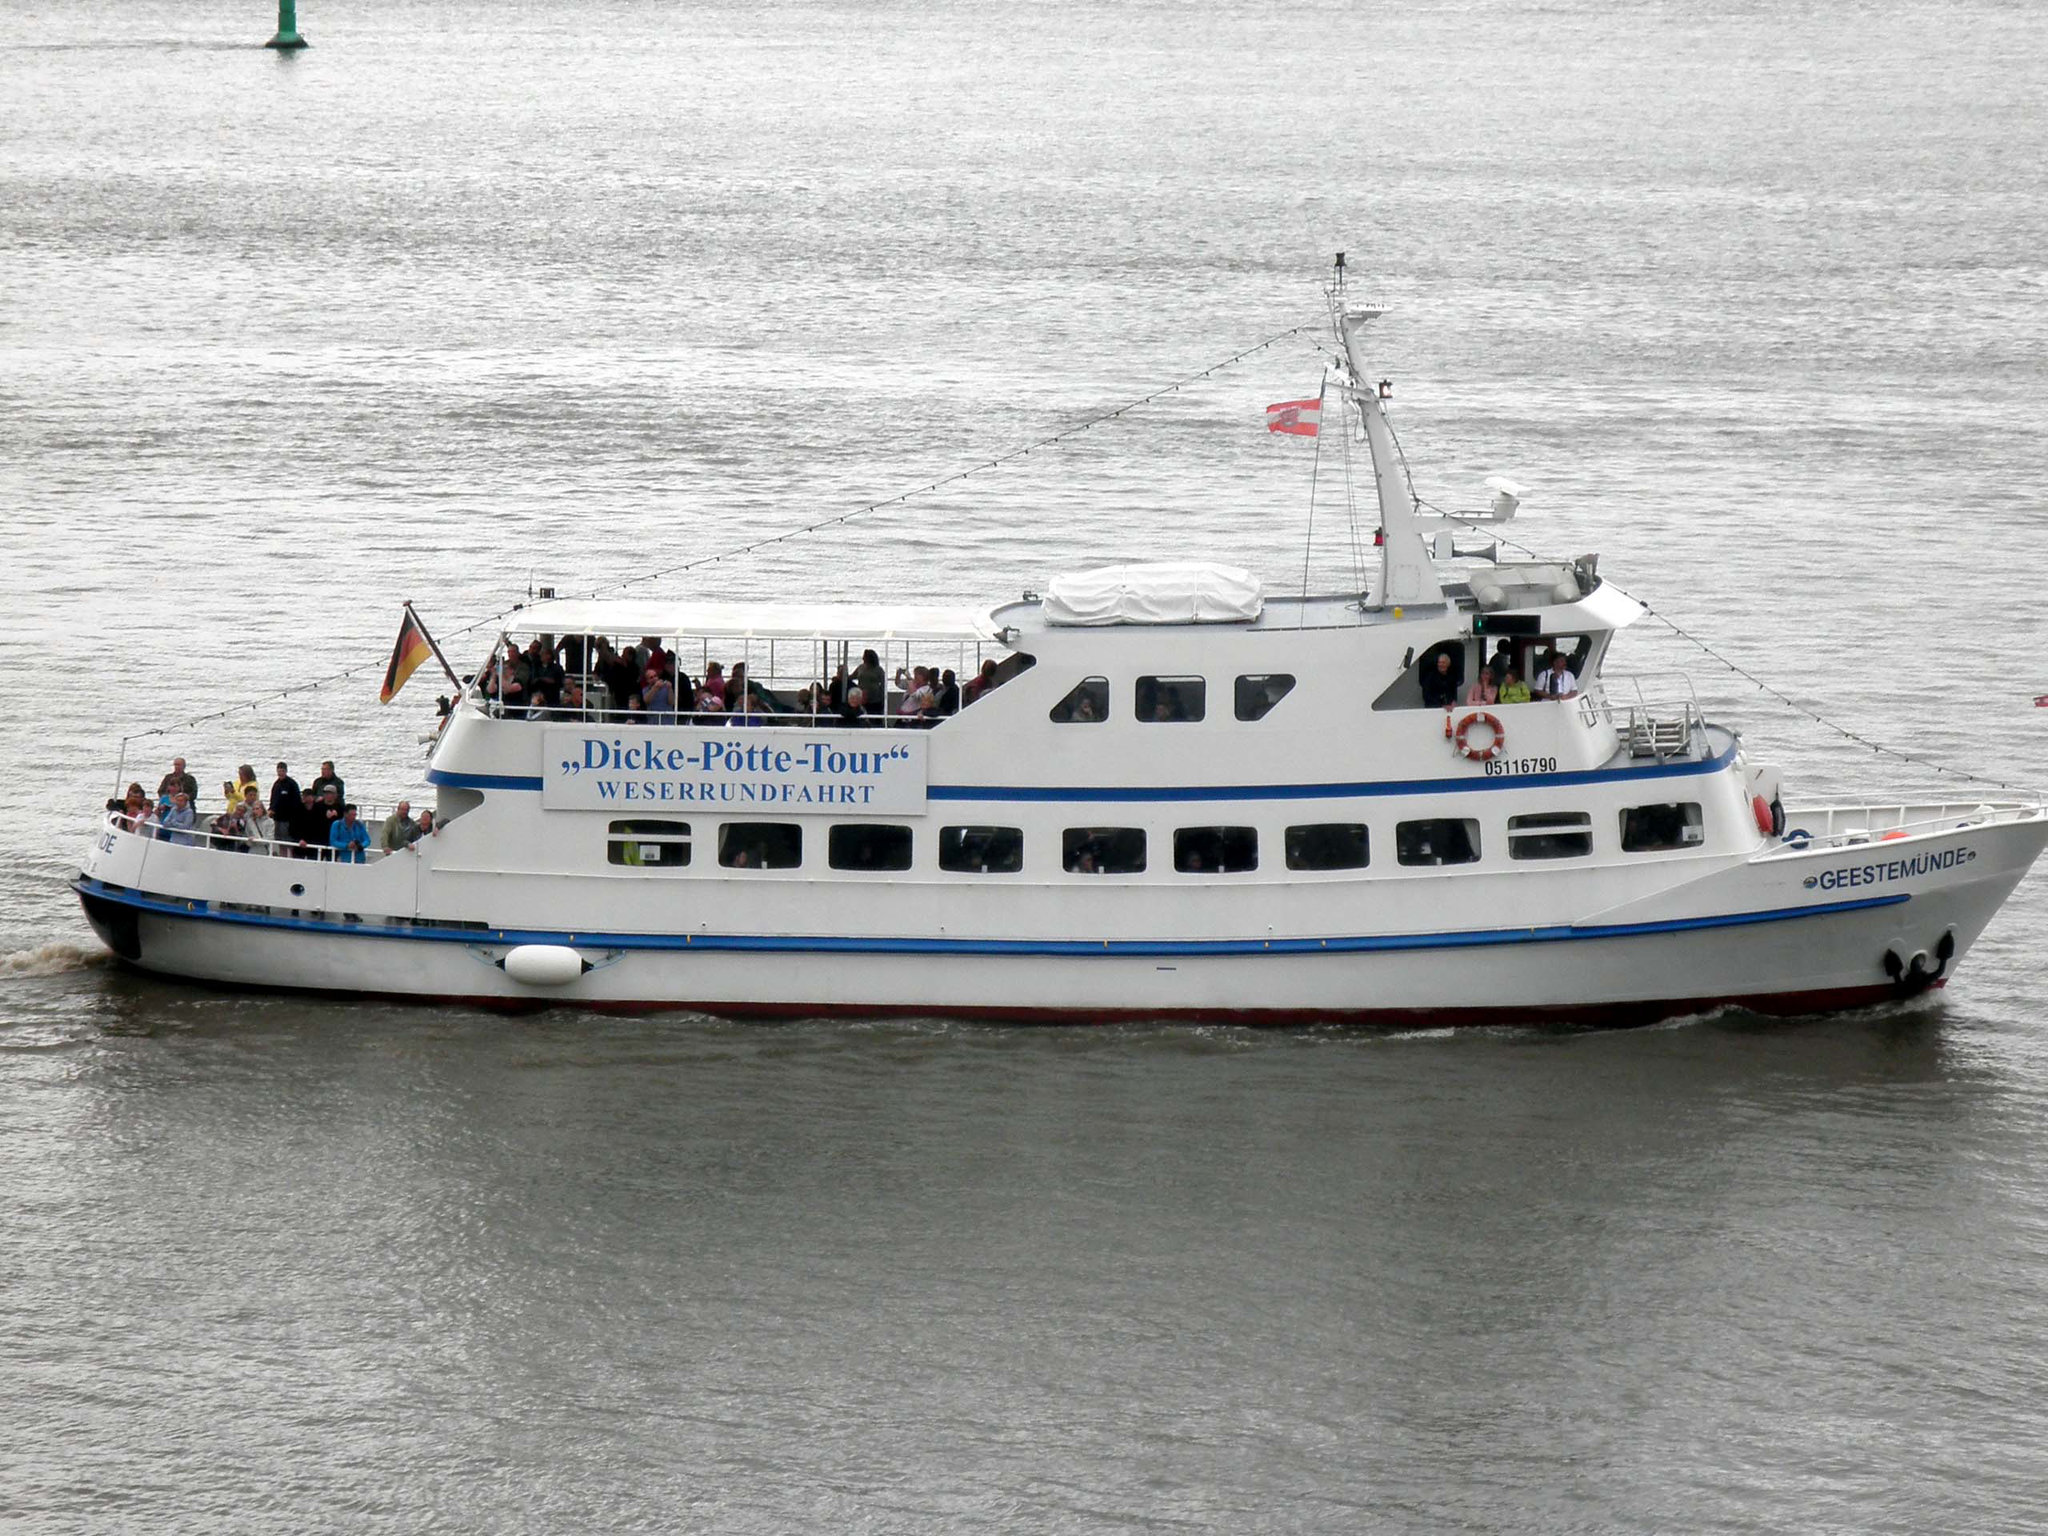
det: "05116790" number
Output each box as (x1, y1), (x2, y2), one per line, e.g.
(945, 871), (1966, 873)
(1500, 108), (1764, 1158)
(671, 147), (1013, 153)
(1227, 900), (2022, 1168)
(1482, 755), (1559, 777)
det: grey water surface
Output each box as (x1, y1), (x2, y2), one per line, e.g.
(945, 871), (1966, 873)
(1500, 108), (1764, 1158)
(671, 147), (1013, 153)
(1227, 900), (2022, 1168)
(5, 0), (2048, 1529)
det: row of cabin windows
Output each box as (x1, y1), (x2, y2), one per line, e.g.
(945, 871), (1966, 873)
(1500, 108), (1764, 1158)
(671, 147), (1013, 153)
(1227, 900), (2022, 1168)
(1049, 674), (1295, 725)
(605, 804), (1705, 873)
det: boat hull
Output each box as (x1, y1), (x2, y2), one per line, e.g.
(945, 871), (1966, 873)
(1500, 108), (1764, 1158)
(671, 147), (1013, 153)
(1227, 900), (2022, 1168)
(72, 811), (2043, 1025)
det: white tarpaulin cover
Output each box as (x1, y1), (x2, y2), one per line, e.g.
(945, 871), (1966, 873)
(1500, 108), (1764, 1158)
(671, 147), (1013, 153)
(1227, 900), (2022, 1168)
(1042, 562), (1265, 626)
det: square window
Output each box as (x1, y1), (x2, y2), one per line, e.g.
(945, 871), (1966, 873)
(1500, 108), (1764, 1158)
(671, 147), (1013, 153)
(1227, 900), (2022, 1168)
(1135, 676), (1205, 723)
(1234, 674), (1296, 721)
(1063, 827), (1146, 874)
(1620, 803), (1704, 852)
(938, 825), (1023, 873)
(1173, 826), (1257, 873)
(1395, 818), (1480, 867)
(828, 824), (912, 871)
(1507, 811), (1593, 860)
(1285, 823), (1369, 871)
(607, 819), (691, 868)
(718, 822), (802, 869)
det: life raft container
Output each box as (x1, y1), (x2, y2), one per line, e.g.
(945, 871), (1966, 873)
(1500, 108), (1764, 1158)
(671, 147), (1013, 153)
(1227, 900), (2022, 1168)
(1454, 711), (1504, 762)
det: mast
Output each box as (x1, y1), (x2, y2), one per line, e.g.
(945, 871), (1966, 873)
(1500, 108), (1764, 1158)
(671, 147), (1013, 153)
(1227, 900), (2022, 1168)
(1329, 257), (1443, 610)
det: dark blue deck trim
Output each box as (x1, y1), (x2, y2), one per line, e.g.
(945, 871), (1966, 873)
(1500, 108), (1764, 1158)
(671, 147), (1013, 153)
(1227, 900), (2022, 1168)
(427, 768), (545, 791)
(428, 740), (1738, 804)
(74, 876), (1905, 958)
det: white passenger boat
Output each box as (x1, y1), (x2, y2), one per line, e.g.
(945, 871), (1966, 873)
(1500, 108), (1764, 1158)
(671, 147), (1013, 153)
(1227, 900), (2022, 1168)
(73, 285), (2048, 1024)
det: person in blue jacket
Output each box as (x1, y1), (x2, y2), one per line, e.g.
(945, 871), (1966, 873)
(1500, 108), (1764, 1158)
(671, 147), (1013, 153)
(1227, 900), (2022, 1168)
(329, 803), (372, 863)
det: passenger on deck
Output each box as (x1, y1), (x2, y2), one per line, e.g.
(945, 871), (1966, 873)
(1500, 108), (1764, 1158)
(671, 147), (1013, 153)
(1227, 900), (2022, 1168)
(307, 783), (346, 849)
(212, 799), (246, 850)
(854, 650), (886, 716)
(240, 787), (276, 851)
(1498, 667), (1533, 704)
(1420, 651), (1461, 709)
(937, 669), (960, 716)
(896, 665), (934, 720)
(269, 764), (303, 850)
(729, 688), (767, 727)
(598, 643), (636, 717)
(641, 668), (675, 724)
(1465, 669), (1499, 705)
(482, 650), (525, 713)
(160, 790), (198, 847)
(695, 664), (727, 716)
(1536, 651), (1579, 701)
(309, 761), (345, 805)
(329, 804), (371, 863)
(117, 784), (150, 831)
(233, 763), (260, 803)
(409, 809), (436, 846)
(963, 659), (999, 706)
(836, 685), (870, 727)
(723, 663), (749, 710)
(158, 757), (199, 804)
(379, 801), (419, 852)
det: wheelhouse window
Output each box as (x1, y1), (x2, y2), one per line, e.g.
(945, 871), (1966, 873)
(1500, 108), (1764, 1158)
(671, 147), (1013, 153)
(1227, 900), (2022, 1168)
(607, 819), (691, 868)
(939, 825), (1023, 874)
(1049, 677), (1109, 724)
(1507, 811), (1593, 860)
(718, 822), (802, 869)
(1136, 676), (1205, 723)
(1285, 823), (1369, 871)
(1396, 818), (1480, 867)
(1174, 826), (1257, 873)
(1063, 827), (1146, 874)
(828, 823), (912, 871)
(1620, 803), (1704, 852)
(1235, 674), (1296, 721)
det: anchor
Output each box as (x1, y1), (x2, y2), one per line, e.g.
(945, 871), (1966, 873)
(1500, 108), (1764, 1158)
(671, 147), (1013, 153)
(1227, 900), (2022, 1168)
(1883, 929), (1958, 996)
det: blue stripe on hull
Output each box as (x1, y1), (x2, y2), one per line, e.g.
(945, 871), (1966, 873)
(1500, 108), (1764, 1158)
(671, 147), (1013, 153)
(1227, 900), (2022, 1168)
(426, 740), (1737, 803)
(73, 876), (1906, 957)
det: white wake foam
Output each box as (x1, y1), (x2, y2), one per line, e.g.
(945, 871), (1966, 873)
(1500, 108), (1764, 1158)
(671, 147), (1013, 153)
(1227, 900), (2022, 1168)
(2, 942), (106, 978)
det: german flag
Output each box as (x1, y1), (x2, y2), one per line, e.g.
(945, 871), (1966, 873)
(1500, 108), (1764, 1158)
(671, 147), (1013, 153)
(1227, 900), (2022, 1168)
(380, 605), (441, 704)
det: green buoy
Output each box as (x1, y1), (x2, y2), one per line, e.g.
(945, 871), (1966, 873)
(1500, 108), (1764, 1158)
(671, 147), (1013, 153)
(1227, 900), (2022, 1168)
(265, 0), (308, 49)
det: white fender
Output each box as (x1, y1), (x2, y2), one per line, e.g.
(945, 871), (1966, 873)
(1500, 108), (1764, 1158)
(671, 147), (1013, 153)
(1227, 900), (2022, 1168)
(501, 944), (588, 987)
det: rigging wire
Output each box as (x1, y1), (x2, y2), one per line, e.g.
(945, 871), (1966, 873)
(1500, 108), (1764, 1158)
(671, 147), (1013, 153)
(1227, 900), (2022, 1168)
(581, 323), (1322, 601)
(1297, 374), (1329, 621)
(1414, 496), (2037, 795)
(115, 321), (1322, 749)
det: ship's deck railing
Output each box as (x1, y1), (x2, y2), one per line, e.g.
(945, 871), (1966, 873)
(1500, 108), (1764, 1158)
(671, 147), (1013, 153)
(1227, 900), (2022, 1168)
(475, 699), (958, 729)
(1753, 801), (2044, 856)
(1586, 674), (1706, 762)
(100, 807), (414, 863)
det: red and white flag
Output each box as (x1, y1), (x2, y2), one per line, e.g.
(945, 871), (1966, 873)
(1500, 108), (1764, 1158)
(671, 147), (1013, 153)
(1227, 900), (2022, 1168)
(1265, 397), (1321, 436)
(2035, 694), (2048, 707)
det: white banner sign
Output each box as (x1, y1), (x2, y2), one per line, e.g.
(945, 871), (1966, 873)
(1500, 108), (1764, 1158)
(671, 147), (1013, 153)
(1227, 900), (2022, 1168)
(544, 726), (928, 814)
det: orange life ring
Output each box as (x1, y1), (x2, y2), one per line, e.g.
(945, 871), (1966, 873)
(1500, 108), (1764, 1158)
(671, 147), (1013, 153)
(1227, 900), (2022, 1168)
(1454, 711), (1504, 762)
(1752, 795), (1773, 835)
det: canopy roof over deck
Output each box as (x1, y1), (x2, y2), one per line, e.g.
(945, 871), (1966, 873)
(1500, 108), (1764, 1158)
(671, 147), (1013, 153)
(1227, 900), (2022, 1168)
(498, 598), (1003, 646)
